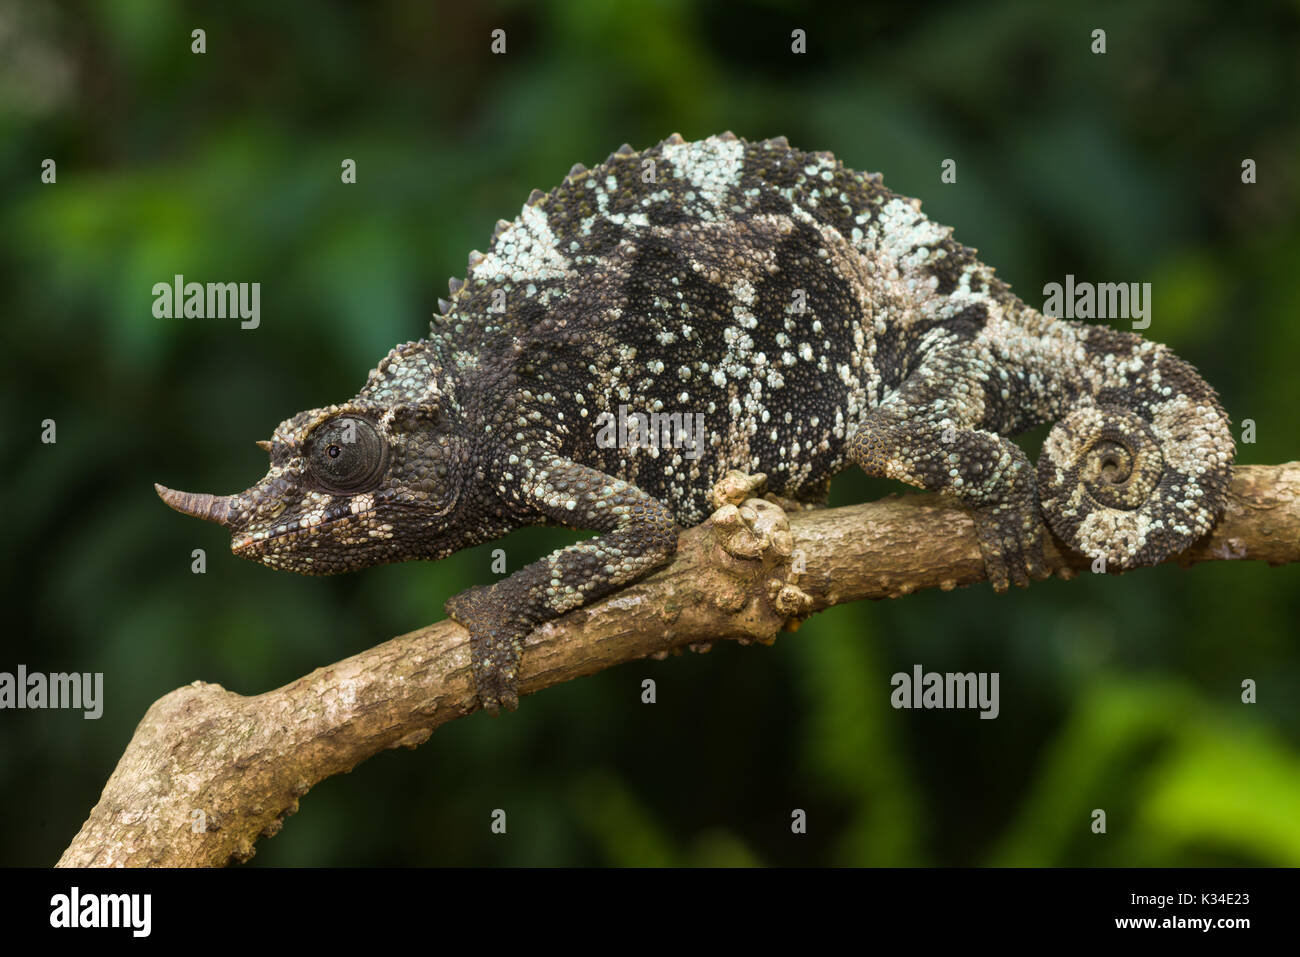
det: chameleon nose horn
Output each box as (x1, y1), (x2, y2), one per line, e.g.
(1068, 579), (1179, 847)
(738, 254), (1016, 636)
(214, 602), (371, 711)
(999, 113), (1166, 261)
(154, 483), (237, 527)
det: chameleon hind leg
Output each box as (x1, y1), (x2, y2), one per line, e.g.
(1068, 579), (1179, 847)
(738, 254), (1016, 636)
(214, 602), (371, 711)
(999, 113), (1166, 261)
(445, 454), (679, 713)
(847, 344), (1048, 591)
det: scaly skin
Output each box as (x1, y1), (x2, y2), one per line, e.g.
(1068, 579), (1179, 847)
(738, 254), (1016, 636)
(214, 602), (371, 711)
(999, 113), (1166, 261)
(157, 133), (1235, 713)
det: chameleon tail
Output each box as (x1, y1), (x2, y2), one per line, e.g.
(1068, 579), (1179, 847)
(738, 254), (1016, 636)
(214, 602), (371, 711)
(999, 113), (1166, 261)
(1035, 335), (1235, 569)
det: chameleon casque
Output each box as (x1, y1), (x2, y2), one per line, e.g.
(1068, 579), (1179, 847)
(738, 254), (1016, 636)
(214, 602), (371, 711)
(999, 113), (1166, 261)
(157, 133), (1235, 713)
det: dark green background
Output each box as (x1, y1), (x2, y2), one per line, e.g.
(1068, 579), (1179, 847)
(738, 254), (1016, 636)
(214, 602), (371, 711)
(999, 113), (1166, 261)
(2, 0), (1297, 866)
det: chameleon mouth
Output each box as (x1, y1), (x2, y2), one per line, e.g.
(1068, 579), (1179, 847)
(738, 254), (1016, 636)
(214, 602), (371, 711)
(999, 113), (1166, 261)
(230, 501), (377, 553)
(229, 484), (462, 558)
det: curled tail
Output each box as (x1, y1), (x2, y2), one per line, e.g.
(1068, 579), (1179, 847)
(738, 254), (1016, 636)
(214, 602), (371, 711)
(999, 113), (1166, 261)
(1036, 331), (1235, 568)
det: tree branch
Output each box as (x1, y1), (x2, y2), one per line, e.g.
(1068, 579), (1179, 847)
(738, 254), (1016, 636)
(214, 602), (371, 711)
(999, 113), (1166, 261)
(58, 462), (1300, 867)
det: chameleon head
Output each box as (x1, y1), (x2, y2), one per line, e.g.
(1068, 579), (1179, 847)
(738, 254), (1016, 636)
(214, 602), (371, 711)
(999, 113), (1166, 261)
(156, 398), (469, 575)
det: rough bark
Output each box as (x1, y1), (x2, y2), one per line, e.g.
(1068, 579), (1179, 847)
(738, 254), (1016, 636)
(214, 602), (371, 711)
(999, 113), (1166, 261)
(58, 462), (1300, 867)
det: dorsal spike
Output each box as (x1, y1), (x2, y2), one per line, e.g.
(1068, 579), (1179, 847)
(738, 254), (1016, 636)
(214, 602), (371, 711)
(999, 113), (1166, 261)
(718, 130), (738, 142)
(255, 439), (272, 452)
(616, 143), (634, 155)
(468, 250), (485, 269)
(567, 162), (587, 179)
(437, 298), (452, 315)
(664, 132), (685, 145)
(448, 277), (464, 295)
(527, 188), (546, 206)
(770, 135), (789, 148)
(493, 219), (511, 238)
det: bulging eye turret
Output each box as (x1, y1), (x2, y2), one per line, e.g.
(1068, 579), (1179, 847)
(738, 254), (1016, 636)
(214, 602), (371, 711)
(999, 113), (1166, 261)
(308, 416), (388, 492)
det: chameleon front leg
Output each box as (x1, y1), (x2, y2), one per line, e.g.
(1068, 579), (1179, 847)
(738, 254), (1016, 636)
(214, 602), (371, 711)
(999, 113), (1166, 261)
(445, 455), (679, 713)
(848, 342), (1048, 591)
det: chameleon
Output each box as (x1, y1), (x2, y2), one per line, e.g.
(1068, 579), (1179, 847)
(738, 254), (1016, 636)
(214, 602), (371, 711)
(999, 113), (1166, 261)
(157, 132), (1236, 713)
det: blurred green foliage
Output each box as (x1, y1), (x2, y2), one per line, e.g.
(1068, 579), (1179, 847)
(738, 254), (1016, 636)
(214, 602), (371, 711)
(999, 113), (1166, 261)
(1, 0), (1297, 866)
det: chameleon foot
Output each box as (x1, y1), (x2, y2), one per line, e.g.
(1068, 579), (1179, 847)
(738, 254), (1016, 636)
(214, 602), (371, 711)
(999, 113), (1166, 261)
(969, 498), (1049, 592)
(444, 584), (525, 714)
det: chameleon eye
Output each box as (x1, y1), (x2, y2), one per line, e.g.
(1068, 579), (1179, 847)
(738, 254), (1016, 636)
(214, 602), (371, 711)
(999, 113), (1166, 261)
(309, 417), (387, 492)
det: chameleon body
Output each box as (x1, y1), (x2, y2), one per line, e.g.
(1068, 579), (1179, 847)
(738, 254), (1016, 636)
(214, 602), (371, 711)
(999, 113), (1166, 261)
(157, 133), (1235, 712)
